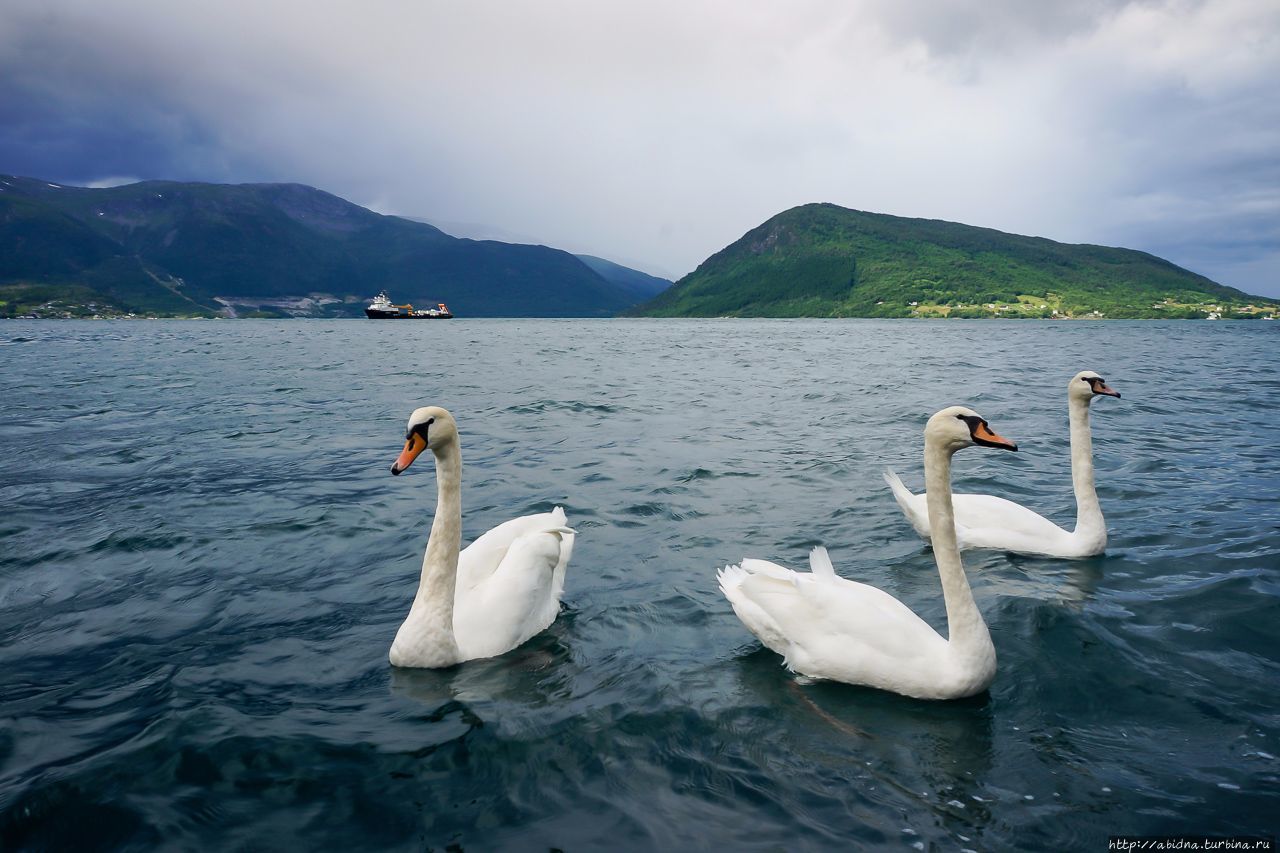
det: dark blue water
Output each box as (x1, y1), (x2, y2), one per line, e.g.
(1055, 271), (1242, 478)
(1, 319), (1277, 851)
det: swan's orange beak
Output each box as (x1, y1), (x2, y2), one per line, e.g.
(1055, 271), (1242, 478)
(973, 421), (1018, 451)
(1094, 381), (1121, 398)
(391, 433), (427, 475)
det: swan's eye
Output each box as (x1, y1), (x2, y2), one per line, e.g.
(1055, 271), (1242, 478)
(955, 414), (966, 421)
(426, 418), (435, 425)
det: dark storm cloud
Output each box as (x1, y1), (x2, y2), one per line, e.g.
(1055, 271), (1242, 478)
(0, 87), (252, 186)
(0, 4), (274, 184)
(0, 0), (1276, 295)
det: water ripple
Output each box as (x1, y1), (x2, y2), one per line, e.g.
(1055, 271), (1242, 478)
(1, 318), (1277, 849)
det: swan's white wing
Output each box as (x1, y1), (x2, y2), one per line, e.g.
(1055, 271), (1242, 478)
(952, 494), (1066, 539)
(453, 510), (574, 660)
(456, 507), (568, 594)
(884, 470), (1073, 554)
(719, 556), (948, 687)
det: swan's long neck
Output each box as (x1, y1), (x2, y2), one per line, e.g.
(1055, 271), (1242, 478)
(409, 439), (463, 658)
(924, 441), (993, 661)
(1068, 395), (1105, 541)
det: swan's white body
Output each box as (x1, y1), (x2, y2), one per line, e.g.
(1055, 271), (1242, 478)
(388, 407), (575, 668)
(884, 371), (1118, 559)
(719, 407), (1011, 700)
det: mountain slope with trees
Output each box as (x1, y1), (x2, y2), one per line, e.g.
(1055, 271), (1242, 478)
(633, 203), (1276, 319)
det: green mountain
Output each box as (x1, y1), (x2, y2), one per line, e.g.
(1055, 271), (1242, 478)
(0, 175), (647, 318)
(634, 203), (1277, 319)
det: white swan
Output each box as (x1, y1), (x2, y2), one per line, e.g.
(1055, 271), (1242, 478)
(718, 407), (1017, 700)
(387, 406), (575, 668)
(884, 370), (1120, 558)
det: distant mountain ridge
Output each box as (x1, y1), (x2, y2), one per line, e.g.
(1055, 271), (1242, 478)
(407, 216), (674, 300)
(0, 175), (668, 317)
(634, 203), (1276, 319)
(574, 255), (671, 301)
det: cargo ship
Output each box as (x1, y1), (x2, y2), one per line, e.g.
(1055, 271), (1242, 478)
(364, 291), (453, 319)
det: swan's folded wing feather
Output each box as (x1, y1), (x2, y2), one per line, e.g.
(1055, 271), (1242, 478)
(951, 493), (1070, 542)
(454, 525), (570, 660)
(739, 558), (799, 584)
(886, 476), (1073, 553)
(792, 576), (949, 680)
(722, 561), (945, 676)
(550, 525), (575, 600)
(457, 510), (567, 593)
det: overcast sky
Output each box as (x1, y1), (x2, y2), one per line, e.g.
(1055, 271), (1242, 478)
(2, 0), (1277, 295)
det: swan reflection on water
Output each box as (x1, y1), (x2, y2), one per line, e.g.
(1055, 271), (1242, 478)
(387, 627), (578, 733)
(729, 645), (998, 837)
(994, 552), (1108, 606)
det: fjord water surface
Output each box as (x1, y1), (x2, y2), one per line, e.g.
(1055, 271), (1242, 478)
(1, 319), (1277, 851)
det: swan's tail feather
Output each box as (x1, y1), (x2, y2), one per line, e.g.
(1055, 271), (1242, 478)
(717, 563), (748, 594)
(883, 468), (931, 539)
(808, 546), (836, 581)
(718, 562), (797, 668)
(883, 469), (912, 507)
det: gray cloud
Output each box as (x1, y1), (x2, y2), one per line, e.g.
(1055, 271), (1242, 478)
(1, 0), (1276, 295)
